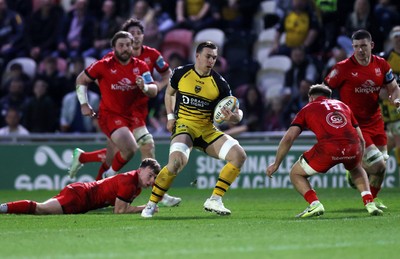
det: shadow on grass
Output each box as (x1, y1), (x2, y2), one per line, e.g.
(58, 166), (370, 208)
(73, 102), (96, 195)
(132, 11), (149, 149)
(150, 215), (228, 220)
(331, 208), (365, 213)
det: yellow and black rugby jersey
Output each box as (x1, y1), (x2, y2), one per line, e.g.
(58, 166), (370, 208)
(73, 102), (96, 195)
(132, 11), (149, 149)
(380, 99), (400, 123)
(170, 64), (232, 123)
(382, 49), (400, 76)
(379, 50), (400, 123)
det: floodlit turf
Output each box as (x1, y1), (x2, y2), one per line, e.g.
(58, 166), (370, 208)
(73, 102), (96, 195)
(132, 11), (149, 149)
(1, 188), (399, 259)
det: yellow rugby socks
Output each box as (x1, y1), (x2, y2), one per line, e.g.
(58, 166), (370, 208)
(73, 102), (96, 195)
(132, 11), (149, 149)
(212, 162), (240, 197)
(150, 166), (176, 203)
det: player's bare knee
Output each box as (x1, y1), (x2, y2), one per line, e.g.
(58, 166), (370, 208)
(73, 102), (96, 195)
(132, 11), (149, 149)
(376, 165), (386, 177)
(170, 157), (186, 173)
(137, 134), (155, 155)
(289, 163), (307, 179)
(140, 143), (155, 159)
(228, 147), (247, 168)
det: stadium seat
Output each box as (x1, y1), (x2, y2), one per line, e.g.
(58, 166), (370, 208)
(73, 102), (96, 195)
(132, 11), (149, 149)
(257, 28), (276, 43)
(160, 29), (193, 62)
(253, 28), (276, 64)
(257, 55), (292, 100)
(5, 57), (37, 79)
(253, 0), (278, 33)
(84, 56), (97, 67)
(260, 55), (292, 71)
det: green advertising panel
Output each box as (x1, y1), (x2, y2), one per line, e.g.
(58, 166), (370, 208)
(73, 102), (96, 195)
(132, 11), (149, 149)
(1, 141), (399, 190)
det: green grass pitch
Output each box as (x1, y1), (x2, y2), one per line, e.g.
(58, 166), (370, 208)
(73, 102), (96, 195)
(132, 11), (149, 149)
(1, 187), (399, 259)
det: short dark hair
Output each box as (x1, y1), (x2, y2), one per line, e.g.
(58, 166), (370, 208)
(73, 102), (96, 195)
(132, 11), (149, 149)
(351, 29), (372, 41)
(196, 41), (217, 54)
(110, 31), (134, 47)
(308, 84), (332, 98)
(121, 18), (144, 33)
(139, 158), (161, 174)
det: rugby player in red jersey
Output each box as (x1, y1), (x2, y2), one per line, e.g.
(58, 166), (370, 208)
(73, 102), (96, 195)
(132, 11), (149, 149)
(75, 31), (158, 179)
(69, 20), (181, 207)
(0, 158), (160, 214)
(267, 84), (383, 217)
(324, 30), (400, 210)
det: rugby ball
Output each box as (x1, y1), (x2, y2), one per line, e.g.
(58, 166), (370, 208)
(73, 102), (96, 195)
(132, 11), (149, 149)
(213, 96), (239, 124)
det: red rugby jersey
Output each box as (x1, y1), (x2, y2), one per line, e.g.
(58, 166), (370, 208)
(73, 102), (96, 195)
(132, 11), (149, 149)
(324, 55), (394, 126)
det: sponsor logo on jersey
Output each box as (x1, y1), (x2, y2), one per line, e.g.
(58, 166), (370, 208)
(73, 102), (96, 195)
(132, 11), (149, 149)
(195, 85), (201, 93)
(355, 79), (380, 94)
(111, 78), (135, 91)
(375, 68), (382, 76)
(326, 111), (347, 128)
(182, 94), (209, 108)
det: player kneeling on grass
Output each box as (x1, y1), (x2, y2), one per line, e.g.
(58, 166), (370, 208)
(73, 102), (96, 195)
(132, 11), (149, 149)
(266, 84), (383, 218)
(0, 159), (161, 215)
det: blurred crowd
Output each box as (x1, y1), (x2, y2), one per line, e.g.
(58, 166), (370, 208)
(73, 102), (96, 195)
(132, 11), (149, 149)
(0, 0), (399, 135)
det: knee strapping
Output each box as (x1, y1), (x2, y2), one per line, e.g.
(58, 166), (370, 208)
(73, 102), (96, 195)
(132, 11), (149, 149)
(137, 133), (154, 146)
(169, 142), (190, 160)
(134, 127), (154, 146)
(218, 137), (239, 160)
(299, 156), (319, 176)
(363, 148), (384, 167)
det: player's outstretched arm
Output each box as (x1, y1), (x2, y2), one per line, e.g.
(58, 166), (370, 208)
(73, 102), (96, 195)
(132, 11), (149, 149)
(266, 126), (301, 178)
(114, 198), (159, 214)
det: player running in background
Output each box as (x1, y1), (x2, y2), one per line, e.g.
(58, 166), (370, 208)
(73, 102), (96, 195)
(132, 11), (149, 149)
(324, 30), (400, 210)
(141, 41), (247, 218)
(68, 19), (180, 207)
(0, 158), (161, 215)
(379, 26), (400, 175)
(75, 31), (158, 180)
(267, 84), (383, 217)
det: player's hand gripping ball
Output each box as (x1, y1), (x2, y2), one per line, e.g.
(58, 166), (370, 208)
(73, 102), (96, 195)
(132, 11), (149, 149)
(213, 96), (239, 124)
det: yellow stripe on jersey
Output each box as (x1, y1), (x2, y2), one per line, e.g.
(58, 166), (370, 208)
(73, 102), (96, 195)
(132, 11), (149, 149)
(380, 99), (400, 123)
(387, 51), (400, 75)
(381, 50), (400, 123)
(172, 66), (230, 123)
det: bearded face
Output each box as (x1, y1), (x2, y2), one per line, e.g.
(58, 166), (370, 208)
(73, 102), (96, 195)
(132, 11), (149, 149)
(113, 38), (133, 63)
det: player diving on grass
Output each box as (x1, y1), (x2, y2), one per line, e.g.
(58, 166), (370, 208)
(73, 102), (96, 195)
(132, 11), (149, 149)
(0, 159), (160, 215)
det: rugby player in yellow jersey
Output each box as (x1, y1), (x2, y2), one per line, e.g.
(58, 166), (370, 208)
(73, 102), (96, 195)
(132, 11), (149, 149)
(379, 26), (400, 181)
(141, 41), (247, 217)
